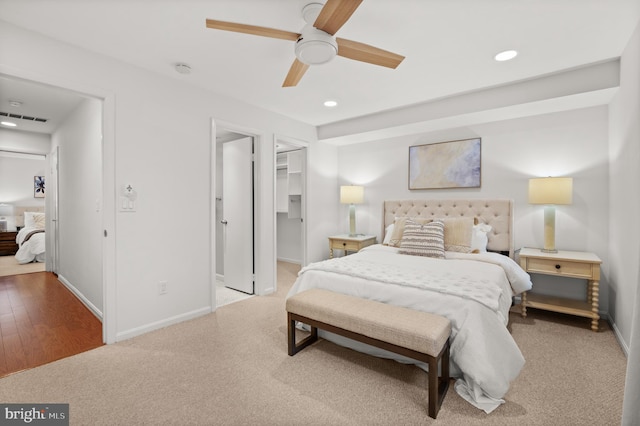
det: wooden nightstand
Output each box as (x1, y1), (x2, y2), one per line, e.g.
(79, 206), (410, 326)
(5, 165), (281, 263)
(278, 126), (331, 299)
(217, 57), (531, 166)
(0, 231), (19, 256)
(328, 235), (377, 258)
(518, 247), (602, 331)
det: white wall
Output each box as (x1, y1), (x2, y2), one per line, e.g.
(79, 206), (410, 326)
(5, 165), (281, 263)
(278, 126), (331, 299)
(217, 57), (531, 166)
(277, 213), (302, 263)
(609, 21), (640, 350)
(0, 129), (49, 230)
(51, 98), (103, 313)
(0, 20), (322, 342)
(0, 154), (46, 214)
(0, 128), (50, 154)
(306, 141), (339, 263)
(337, 106), (611, 312)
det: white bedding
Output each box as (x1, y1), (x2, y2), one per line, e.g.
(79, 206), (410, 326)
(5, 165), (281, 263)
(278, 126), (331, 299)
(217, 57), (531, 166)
(287, 244), (532, 413)
(15, 227), (45, 264)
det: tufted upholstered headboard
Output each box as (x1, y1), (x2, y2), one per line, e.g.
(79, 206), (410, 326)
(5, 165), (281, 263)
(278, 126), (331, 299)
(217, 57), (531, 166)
(383, 199), (514, 257)
(15, 206), (45, 228)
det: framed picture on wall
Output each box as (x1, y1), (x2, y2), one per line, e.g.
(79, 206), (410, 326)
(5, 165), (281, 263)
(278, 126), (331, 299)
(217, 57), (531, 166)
(34, 175), (45, 198)
(408, 137), (481, 190)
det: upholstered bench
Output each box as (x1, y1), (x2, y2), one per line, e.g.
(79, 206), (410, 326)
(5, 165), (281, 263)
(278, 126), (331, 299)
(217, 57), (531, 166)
(286, 288), (451, 419)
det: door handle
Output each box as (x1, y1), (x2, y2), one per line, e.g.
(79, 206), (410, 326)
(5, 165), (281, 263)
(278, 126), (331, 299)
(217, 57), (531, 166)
(220, 220), (228, 225)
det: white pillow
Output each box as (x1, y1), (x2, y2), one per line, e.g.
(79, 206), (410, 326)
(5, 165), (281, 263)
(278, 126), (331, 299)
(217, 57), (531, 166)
(471, 223), (492, 253)
(382, 223), (394, 245)
(24, 211), (46, 229)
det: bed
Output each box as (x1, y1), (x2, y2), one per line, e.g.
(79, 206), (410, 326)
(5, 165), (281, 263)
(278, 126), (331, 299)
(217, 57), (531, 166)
(287, 199), (532, 413)
(15, 209), (46, 264)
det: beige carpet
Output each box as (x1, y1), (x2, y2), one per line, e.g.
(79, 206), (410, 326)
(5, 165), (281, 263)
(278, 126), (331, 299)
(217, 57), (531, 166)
(215, 280), (254, 308)
(0, 261), (627, 425)
(0, 254), (45, 276)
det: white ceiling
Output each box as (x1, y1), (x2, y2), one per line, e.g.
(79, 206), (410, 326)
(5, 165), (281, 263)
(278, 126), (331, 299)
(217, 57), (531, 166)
(0, 75), (86, 134)
(0, 0), (639, 134)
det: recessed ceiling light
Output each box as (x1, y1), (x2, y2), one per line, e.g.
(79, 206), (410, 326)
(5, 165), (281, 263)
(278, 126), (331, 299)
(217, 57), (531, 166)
(1, 121), (17, 127)
(494, 50), (518, 62)
(8, 100), (22, 108)
(324, 100), (338, 108)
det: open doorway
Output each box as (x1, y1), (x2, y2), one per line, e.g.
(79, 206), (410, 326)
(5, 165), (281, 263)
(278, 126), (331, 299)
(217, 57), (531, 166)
(214, 127), (256, 307)
(275, 137), (307, 289)
(0, 74), (108, 375)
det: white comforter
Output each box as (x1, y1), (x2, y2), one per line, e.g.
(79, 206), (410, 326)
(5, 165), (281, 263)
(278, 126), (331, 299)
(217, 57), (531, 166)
(287, 244), (532, 413)
(15, 227), (45, 264)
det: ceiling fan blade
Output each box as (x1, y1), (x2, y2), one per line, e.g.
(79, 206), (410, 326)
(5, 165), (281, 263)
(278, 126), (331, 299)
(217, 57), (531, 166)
(336, 38), (405, 69)
(314, 0), (363, 35)
(282, 59), (310, 87)
(205, 19), (300, 41)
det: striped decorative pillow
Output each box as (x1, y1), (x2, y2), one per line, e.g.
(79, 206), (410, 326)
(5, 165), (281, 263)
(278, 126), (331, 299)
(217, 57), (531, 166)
(398, 220), (445, 259)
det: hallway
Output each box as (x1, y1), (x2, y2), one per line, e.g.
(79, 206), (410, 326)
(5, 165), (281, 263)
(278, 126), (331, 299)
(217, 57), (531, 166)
(0, 272), (103, 377)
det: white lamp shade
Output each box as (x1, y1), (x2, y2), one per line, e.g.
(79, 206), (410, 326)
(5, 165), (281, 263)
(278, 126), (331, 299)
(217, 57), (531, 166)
(340, 185), (364, 204)
(0, 203), (14, 218)
(528, 177), (573, 205)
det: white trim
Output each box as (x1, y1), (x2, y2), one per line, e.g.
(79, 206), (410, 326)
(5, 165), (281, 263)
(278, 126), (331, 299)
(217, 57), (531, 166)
(277, 256), (301, 264)
(0, 150), (46, 160)
(102, 94), (116, 344)
(57, 274), (103, 320)
(115, 307), (212, 342)
(611, 319), (630, 356)
(209, 119), (217, 311)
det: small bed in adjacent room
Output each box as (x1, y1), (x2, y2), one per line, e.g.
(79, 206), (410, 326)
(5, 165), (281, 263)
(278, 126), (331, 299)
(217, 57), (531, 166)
(287, 199), (532, 413)
(15, 209), (46, 264)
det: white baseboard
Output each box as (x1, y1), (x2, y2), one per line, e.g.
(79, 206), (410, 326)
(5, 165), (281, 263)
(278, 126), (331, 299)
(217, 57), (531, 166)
(57, 274), (103, 320)
(116, 306), (212, 342)
(611, 319), (630, 356)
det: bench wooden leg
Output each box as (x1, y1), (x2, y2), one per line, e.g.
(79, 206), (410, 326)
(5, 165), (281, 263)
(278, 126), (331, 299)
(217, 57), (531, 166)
(287, 312), (318, 356)
(427, 338), (450, 419)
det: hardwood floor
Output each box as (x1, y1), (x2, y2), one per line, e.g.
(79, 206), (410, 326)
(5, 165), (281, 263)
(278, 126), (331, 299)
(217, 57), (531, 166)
(0, 272), (103, 378)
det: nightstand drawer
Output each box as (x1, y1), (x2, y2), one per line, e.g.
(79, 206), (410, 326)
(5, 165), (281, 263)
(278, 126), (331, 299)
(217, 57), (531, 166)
(336, 240), (361, 251)
(0, 231), (19, 256)
(526, 258), (594, 279)
(328, 235), (377, 258)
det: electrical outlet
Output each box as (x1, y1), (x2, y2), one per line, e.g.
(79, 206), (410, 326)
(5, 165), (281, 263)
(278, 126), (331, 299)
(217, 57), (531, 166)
(158, 281), (168, 295)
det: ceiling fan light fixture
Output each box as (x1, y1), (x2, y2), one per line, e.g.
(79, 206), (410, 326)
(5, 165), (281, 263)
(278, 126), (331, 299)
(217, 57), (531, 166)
(302, 3), (324, 25)
(295, 25), (338, 65)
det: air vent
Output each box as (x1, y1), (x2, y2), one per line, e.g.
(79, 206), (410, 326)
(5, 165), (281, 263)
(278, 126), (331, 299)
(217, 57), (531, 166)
(0, 111), (48, 123)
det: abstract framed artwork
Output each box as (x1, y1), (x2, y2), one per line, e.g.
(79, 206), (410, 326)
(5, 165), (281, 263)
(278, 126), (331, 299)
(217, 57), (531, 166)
(34, 175), (45, 198)
(408, 138), (481, 190)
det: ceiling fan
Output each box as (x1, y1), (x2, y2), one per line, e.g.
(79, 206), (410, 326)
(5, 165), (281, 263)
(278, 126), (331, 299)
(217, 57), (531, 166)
(205, 0), (405, 87)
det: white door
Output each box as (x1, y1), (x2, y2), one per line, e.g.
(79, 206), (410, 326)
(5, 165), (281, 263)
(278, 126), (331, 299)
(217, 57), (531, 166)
(46, 146), (59, 274)
(222, 137), (254, 294)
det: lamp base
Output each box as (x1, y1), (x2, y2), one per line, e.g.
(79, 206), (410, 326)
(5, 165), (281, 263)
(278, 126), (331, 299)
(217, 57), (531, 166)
(540, 248), (558, 253)
(348, 204), (357, 237)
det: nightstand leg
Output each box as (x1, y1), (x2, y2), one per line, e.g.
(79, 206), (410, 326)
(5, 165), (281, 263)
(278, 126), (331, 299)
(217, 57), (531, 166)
(521, 291), (527, 318)
(329, 248), (333, 259)
(591, 280), (600, 332)
(587, 281), (593, 304)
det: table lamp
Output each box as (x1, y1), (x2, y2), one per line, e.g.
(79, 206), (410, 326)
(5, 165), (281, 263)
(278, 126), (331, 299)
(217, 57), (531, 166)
(0, 203), (14, 232)
(528, 177), (573, 253)
(340, 185), (364, 237)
